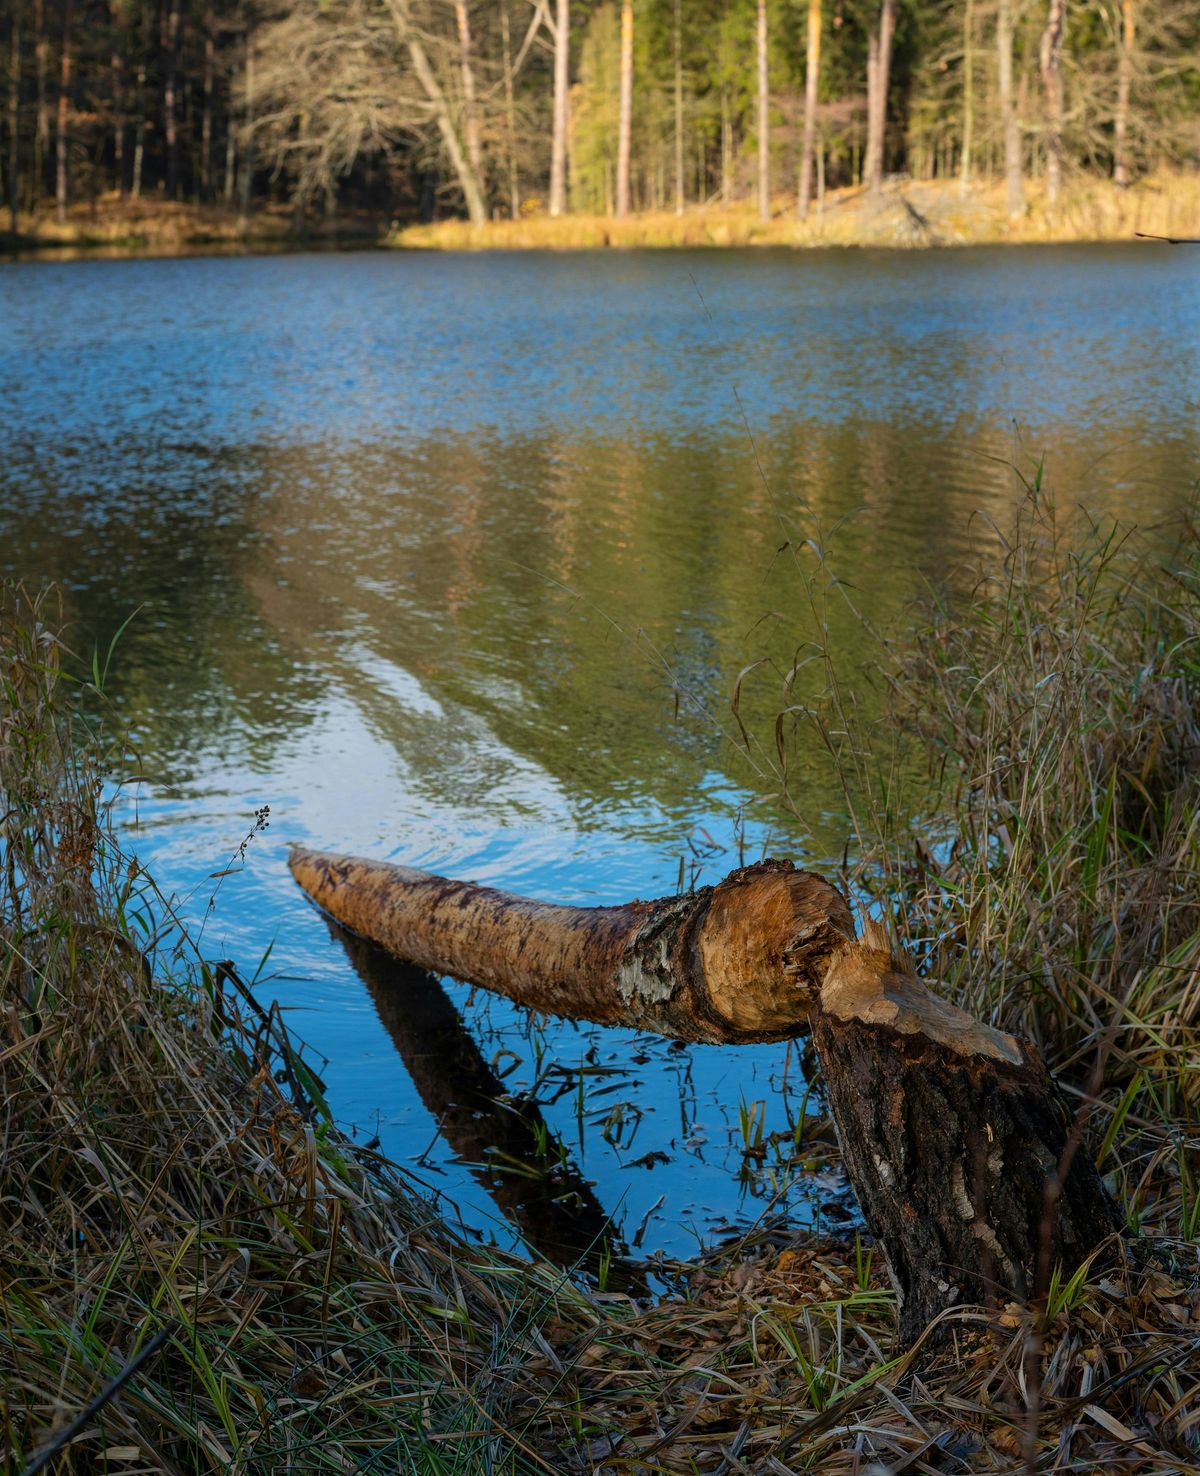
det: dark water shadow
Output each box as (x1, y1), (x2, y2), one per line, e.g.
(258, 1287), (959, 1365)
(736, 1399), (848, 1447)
(324, 917), (644, 1292)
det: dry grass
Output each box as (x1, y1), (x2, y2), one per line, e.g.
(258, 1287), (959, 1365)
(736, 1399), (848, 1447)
(4, 489), (1200, 1473)
(1, 196), (380, 255)
(394, 170), (1200, 253)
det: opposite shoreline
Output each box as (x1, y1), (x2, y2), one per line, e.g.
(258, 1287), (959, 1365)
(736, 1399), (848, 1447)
(3, 171), (1196, 261)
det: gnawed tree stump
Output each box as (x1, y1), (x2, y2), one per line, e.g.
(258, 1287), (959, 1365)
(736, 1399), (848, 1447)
(814, 921), (1122, 1342)
(289, 848), (1121, 1342)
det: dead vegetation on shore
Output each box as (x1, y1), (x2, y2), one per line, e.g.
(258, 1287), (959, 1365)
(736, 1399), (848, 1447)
(2, 490), (1199, 1473)
(395, 172), (1198, 252)
(4, 170), (1196, 259)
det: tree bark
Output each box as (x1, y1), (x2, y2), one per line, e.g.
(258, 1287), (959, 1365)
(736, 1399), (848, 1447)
(756, 0), (768, 221)
(290, 851), (853, 1044)
(290, 851), (1121, 1344)
(813, 922), (1120, 1343)
(864, 0), (895, 207)
(720, 85), (731, 205)
(200, 2), (214, 200)
(55, 0), (72, 223)
(959, 0), (974, 194)
(163, 0), (180, 199)
(672, 0), (683, 215)
(1039, 0), (1065, 208)
(500, 2), (519, 217)
(998, 0), (1024, 217)
(549, 0), (568, 216)
(7, 8), (19, 234)
(615, 0), (632, 218)
(131, 60), (145, 200)
(1113, 0), (1134, 188)
(111, 38), (125, 199)
(34, 0), (47, 200)
(453, 0), (483, 191)
(798, 0), (821, 219)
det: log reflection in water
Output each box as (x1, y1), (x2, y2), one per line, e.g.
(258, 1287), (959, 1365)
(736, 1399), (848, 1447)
(328, 920), (641, 1288)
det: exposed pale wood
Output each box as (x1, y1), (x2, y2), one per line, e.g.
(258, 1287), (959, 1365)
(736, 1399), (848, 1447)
(290, 849), (853, 1044)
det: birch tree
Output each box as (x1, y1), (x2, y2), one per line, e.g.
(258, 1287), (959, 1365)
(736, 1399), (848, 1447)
(997, 0), (1023, 216)
(1040, 0), (1065, 205)
(615, 0), (632, 216)
(797, 0), (821, 218)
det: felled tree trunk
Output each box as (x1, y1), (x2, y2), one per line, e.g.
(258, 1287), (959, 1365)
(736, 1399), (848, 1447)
(289, 850), (853, 1045)
(289, 849), (1121, 1341)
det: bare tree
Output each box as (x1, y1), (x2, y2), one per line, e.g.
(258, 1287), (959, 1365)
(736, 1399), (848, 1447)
(672, 0), (683, 214)
(756, 0), (768, 220)
(959, 0), (974, 193)
(998, 0), (1023, 216)
(864, 0), (896, 206)
(500, 1), (519, 216)
(549, 0), (568, 215)
(615, 0), (632, 216)
(453, 0), (482, 188)
(798, 0), (821, 218)
(1040, 0), (1065, 205)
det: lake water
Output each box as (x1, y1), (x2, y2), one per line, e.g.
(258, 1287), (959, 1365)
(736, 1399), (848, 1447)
(1, 244), (1197, 1269)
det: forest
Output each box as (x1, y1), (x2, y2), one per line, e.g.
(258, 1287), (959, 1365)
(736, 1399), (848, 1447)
(0, 0), (1197, 236)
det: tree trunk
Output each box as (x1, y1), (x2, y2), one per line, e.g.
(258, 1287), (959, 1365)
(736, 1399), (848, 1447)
(615, 0), (632, 218)
(864, 0), (895, 207)
(131, 61), (145, 200)
(237, 38), (252, 225)
(7, 8), (19, 234)
(814, 922), (1121, 1343)
(998, 0), (1024, 217)
(1039, 0), (1064, 208)
(290, 851), (1121, 1344)
(200, 3), (214, 200)
(549, 0), (568, 216)
(34, 0), (47, 200)
(453, 0), (483, 191)
(756, 0), (768, 220)
(1113, 0), (1134, 188)
(720, 86), (731, 205)
(290, 852), (853, 1044)
(382, 0), (486, 226)
(163, 0), (180, 199)
(798, 0), (821, 219)
(55, 0), (72, 224)
(111, 40), (125, 198)
(959, 0), (974, 194)
(223, 54), (236, 204)
(672, 0), (683, 215)
(500, 2), (519, 217)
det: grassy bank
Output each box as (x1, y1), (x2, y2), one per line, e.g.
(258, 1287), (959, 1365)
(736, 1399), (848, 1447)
(0, 198), (382, 258)
(396, 171), (1198, 252)
(4, 170), (1195, 259)
(2, 494), (1199, 1473)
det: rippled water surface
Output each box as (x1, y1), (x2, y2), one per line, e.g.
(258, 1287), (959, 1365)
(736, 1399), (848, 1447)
(2, 244), (1197, 1263)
